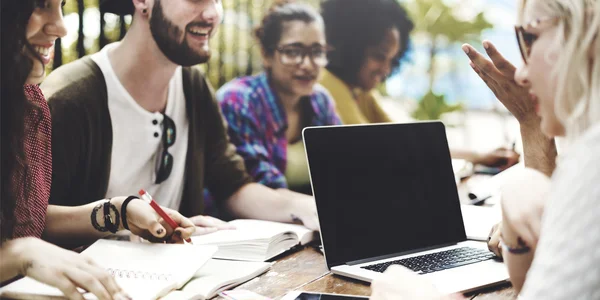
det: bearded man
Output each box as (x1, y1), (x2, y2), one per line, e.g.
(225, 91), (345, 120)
(43, 0), (319, 233)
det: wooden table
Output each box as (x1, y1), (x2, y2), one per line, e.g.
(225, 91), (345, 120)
(216, 246), (518, 300)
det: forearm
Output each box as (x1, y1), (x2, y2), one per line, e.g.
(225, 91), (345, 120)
(225, 183), (311, 223)
(520, 121), (557, 177)
(43, 197), (128, 247)
(502, 247), (535, 293)
(450, 149), (477, 162)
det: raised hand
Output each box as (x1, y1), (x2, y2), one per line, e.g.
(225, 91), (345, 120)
(462, 41), (538, 125)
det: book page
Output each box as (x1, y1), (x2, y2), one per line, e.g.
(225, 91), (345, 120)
(192, 220), (313, 245)
(172, 259), (271, 299)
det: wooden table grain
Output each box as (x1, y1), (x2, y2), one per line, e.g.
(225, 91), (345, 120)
(216, 246), (516, 300)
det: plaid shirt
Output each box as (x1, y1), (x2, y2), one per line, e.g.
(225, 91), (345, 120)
(217, 72), (341, 188)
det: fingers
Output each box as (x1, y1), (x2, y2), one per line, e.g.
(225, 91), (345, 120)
(488, 223), (503, 257)
(482, 40), (516, 76)
(192, 226), (219, 236)
(462, 44), (504, 80)
(80, 257), (123, 297)
(51, 276), (86, 300)
(174, 226), (196, 241)
(64, 266), (112, 300)
(189, 215), (235, 230)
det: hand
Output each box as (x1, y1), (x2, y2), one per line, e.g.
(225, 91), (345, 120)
(473, 148), (520, 169)
(189, 215), (236, 236)
(277, 188), (320, 231)
(500, 168), (551, 248)
(292, 197), (319, 231)
(13, 238), (130, 300)
(114, 197), (196, 243)
(487, 222), (502, 258)
(462, 41), (538, 125)
(371, 265), (459, 300)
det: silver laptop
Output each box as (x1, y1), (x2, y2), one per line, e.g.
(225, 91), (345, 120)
(303, 122), (508, 294)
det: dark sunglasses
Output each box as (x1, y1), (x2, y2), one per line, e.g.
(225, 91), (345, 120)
(155, 114), (176, 184)
(515, 16), (559, 64)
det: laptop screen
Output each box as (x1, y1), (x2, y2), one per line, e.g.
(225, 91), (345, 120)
(303, 122), (466, 268)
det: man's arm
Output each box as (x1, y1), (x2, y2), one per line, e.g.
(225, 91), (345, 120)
(225, 183), (319, 230)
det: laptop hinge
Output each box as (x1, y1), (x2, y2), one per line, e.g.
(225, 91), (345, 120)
(346, 242), (458, 266)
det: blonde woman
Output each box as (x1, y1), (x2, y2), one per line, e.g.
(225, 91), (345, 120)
(370, 0), (600, 298)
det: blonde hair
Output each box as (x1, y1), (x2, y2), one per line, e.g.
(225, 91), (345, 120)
(519, 0), (600, 141)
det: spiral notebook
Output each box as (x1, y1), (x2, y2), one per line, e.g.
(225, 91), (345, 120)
(0, 240), (217, 299)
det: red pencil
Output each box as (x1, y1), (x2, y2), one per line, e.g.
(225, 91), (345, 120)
(138, 189), (193, 244)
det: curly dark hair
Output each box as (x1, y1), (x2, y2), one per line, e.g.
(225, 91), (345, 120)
(254, 0), (323, 56)
(321, 0), (414, 86)
(1, 0), (43, 242)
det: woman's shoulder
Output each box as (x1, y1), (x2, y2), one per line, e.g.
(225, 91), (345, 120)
(216, 74), (269, 107)
(311, 83), (336, 106)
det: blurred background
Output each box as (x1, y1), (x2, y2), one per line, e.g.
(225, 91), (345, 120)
(52, 0), (522, 152)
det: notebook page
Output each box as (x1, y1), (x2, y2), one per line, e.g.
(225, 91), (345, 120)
(82, 240), (217, 289)
(0, 240), (217, 300)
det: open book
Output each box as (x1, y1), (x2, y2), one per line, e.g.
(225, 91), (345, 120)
(191, 219), (316, 261)
(0, 240), (217, 299)
(162, 259), (271, 300)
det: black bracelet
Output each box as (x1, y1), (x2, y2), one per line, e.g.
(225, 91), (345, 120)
(121, 196), (139, 231)
(103, 200), (120, 233)
(91, 203), (108, 232)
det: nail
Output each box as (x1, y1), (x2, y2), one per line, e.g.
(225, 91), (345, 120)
(462, 46), (470, 54)
(483, 42), (490, 49)
(157, 228), (164, 234)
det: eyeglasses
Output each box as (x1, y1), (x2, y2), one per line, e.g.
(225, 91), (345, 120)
(155, 114), (176, 184)
(515, 16), (560, 64)
(275, 44), (332, 67)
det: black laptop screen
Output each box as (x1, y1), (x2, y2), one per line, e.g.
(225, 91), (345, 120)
(303, 122), (466, 268)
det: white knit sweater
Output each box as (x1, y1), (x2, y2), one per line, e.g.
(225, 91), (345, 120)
(520, 124), (600, 299)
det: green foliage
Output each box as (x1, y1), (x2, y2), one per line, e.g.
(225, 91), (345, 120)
(411, 90), (463, 121)
(406, 0), (493, 44)
(403, 0), (492, 120)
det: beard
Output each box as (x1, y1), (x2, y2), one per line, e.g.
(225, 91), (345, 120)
(149, 0), (211, 66)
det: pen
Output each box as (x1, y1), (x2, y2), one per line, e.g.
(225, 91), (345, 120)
(138, 189), (193, 244)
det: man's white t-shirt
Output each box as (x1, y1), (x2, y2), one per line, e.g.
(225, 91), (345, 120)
(91, 43), (189, 210)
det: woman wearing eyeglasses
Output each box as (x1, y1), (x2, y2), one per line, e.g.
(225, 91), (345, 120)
(370, 0), (600, 298)
(217, 0), (340, 194)
(0, 1), (195, 298)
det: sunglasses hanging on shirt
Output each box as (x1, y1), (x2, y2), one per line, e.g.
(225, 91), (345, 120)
(155, 113), (176, 184)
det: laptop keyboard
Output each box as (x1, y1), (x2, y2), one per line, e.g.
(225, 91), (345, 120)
(361, 247), (496, 275)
